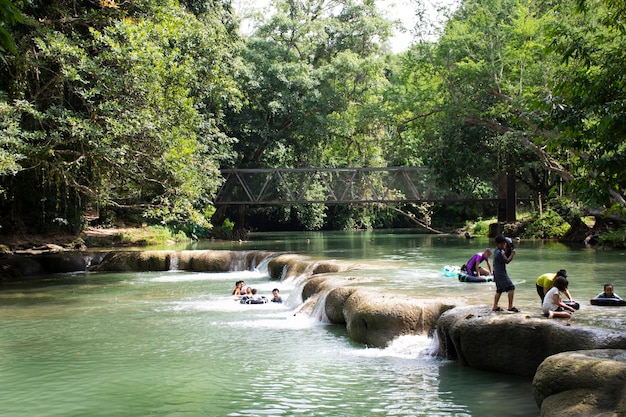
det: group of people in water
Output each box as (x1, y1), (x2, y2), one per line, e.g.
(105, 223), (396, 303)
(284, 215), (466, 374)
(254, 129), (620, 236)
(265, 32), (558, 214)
(231, 280), (283, 304)
(464, 235), (623, 319)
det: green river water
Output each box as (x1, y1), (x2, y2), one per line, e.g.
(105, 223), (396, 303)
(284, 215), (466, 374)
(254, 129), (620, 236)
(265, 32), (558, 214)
(1, 231), (624, 416)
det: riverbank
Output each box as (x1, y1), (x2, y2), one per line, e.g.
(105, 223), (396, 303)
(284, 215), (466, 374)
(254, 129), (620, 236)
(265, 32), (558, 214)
(0, 225), (188, 253)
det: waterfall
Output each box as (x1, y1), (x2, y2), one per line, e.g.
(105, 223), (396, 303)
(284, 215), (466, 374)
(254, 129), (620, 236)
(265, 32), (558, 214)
(420, 331), (440, 357)
(309, 291), (331, 324)
(280, 265), (288, 281)
(229, 251), (247, 271)
(168, 253), (179, 271)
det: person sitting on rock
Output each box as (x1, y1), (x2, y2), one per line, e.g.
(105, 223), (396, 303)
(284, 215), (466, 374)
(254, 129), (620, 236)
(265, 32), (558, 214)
(542, 276), (577, 319)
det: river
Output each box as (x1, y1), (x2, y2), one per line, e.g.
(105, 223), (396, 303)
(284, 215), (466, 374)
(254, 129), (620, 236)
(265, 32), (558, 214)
(1, 230), (624, 416)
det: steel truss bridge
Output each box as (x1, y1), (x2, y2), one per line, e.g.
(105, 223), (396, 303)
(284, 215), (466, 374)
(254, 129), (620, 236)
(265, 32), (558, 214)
(214, 167), (477, 206)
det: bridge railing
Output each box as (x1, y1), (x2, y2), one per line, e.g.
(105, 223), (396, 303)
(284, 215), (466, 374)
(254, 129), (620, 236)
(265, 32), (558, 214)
(214, 167), (464, 205)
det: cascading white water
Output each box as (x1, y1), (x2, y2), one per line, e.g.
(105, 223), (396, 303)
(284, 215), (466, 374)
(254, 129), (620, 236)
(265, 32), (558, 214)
(309, 290), (331, 323)
(168, 253), (179, 271)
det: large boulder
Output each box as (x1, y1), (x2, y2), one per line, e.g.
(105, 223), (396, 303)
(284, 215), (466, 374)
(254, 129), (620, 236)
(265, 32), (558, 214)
(34, 253), (89, 273)
(437, 306), (626, 377)
(532, 349), (626, 417)
(325, 286), (357, 325)
(0, 252), (106, 279)
(0, 255), (44, 278)
(177, 250), (232, 272)
(342, 288), (450, 347)
(96, 250), (174, 271)
(267, 254), (310, 280)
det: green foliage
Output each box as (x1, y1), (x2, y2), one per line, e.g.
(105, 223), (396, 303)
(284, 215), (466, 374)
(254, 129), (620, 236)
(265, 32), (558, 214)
(113, 225), (188, 246)
(544, 0), (626, 207)
(213, 218), (235, 240)
(598, 226), (626, 248)
(0, 0), (241, 233)
(0, 0), (22, 57)
(470, 218), (491, 236)
(1, 0), (625, 238)
(520, 209), (571, 239)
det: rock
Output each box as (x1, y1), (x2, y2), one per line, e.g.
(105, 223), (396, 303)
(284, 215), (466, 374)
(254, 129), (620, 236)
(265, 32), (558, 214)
(532, 349), (626, 417)
(342, 288), (450, 347)
(177, 250), (232, 272)
(302, 276), (333, 301)
(0, 255), (44, 278)
(267, 254), (310, 280)
(35, 253), (89, 273)
(436, 306), (626, 377)
(0, 252), (102, 278)
(324, 287), (356, 324)
(96, 250), (174, 271)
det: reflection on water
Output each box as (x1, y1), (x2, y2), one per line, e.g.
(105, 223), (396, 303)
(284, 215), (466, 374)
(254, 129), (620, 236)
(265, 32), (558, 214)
(1, 231), (625, 416)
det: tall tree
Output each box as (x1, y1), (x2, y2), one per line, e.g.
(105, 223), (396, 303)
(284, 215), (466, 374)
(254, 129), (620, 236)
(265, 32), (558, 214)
(399, 0), (569, 200)
(0, 0), (22, 58)
(217, 0), (395, 232)
(0, 0), (241, 233)
(546, 0), (626, 209)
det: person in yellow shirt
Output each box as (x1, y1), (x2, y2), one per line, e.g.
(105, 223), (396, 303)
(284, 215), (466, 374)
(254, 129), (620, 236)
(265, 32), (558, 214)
(536, 269), (575, 304)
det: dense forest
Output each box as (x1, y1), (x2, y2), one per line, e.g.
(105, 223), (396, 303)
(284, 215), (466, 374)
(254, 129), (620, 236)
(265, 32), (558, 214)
(0, 0), (624, 243)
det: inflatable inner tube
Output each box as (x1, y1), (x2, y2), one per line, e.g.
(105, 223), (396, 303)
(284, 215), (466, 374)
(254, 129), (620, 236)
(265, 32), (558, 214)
(563, 300), (580, 310)
(442, 265), (460, 277)
(590, 297), (626, 307)
(457, 272), (494, 283)
(240, 296), (269, 305)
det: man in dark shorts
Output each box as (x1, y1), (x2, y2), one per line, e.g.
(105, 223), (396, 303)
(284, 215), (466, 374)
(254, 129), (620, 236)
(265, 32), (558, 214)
(492, 235), (520, 312)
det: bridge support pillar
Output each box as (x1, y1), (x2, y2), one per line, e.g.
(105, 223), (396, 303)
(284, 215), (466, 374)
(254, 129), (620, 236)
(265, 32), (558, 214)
(497, 171), (516, 223)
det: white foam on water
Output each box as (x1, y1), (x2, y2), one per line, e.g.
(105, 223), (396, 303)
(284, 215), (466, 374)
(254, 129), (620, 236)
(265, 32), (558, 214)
(148, 269), (266, 283)
(232, 312), (321, 330)
(350, 334), (439, 359)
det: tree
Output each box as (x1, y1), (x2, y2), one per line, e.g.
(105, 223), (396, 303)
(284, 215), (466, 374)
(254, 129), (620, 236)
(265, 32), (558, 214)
(0, 0), (241, 233)
(216, 0), (396, 232)
(0, 0), (22, 58)
(546, 0), (626, 209)
(396, 0), (576, 204)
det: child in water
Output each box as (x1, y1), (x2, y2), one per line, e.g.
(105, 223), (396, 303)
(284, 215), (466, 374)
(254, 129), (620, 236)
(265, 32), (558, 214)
(271, 288), (283, 303)
(596, 283), (622, 300)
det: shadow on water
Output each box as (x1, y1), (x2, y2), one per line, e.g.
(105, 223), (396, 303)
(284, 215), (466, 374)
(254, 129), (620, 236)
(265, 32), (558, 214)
(437, 361), (539, 417)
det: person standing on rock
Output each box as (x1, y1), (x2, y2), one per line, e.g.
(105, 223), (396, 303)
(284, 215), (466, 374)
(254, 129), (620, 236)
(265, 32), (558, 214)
(492, 235), (520, 312)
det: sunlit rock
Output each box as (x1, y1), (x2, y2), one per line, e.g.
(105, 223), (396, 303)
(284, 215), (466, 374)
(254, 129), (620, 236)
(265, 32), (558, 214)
(325, 287), (356, 324)
(532, 349), (626, 417)
(342, 289), (449, 347)
(302, 276), (334, 301)
(437, 306), (626, 377)
(267, 254), (310, 280)
(96, 250), (174, 271)
(177, 250), (232, 272)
